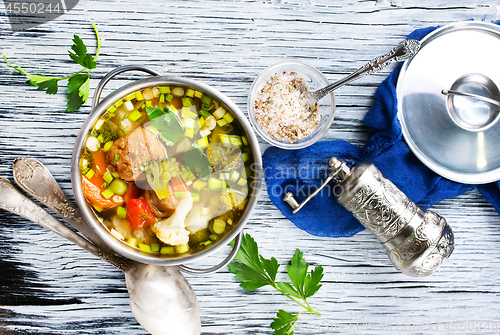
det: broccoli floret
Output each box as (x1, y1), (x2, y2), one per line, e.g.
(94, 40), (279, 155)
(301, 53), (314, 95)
(139, 158), (180, 200)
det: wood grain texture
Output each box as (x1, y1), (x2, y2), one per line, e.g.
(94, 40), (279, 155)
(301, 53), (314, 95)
(1, 0), (500, 334)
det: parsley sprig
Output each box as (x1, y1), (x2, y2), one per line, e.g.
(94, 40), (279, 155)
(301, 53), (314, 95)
(228, 234), (324, 335)
(3, 22), (101, 112)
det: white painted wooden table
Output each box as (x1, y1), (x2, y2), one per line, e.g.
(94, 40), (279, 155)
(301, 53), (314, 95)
(1, 1), (500, 334)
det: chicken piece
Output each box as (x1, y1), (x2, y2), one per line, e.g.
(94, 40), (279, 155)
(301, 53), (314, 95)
(144, 183), (179, 218)
(151, 192), (193, 246)
(107, 127), (167, 182)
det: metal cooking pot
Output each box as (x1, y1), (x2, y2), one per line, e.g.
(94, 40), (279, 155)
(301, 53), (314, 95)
(71, 65), (262, 274)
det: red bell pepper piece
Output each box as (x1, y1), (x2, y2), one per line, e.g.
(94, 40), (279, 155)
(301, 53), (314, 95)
(127, 199), (156, 230)
(123, 183), (141, 204)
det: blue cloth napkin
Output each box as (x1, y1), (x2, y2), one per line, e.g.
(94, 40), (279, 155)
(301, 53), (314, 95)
(262, 24), (500, 238)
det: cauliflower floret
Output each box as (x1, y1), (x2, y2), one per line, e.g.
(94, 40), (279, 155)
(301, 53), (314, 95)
(151, 192), (193, 246)
(109, 216), (133, 239)
(185, 202), (211, 234)
(133, 226), (158, 245)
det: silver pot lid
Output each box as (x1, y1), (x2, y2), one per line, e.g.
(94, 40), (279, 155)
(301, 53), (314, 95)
(397, 21), (500, 184)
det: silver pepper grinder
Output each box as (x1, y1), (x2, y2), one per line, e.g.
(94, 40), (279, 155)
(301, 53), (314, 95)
(283, 157), (454, 277)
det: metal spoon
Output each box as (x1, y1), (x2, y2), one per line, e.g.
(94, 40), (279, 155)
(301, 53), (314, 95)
(442, 89), (500, 108)
(441, 73), (500, 131)
(0, 163), (201, 335)
(303, 39), (421, 107)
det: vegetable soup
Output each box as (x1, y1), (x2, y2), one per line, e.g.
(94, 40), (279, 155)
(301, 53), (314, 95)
(80, 84), (253, 256)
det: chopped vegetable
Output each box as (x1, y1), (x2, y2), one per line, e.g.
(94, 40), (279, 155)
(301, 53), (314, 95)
(175, 192), (186, 199)
(3, 23), (101, 112)
(110, 179), (128, 195)
(213, 106), (226, 119)
(127, 199), (156, 230)
(228, 234), (324, 335)
(144, 158), (181, 200)
(151, 193), (193, 246)
(212, 219), (226, 234)
(123, 183), (140, 204)
(159, 86), (170, 94)
(209, 178), (222, 190)
(197, 136), (209, 149)
(82, 177), (120, 209)
(172, 87), (185, 96)
(170, 177), (187, 193)
(103, 171), (114, 184)
(138, 243), (151, 252)
(135, 91), (144, 101)
(150, 107), (184, 146)
(192, 180), (207, 191)
(128, 109), (143, 121)
(175, 244), (190, 254)
(117, 206), (127, 219)
(241, 136), (249, 146)
(103, 141), (114, 152)
(127, 237), (138, 247)
(184, 145), (211, 179)
(145, 106), (164, 120)
(185, 89), (194, 97)
(151, 243), (160, 253)
(204, 115), (216, 130)
(223, 113), (234, 124)
(86, 136), (100, 152)
(160, 246), (175, 254)
(85, 169), (95, 180)
(101, 188), (115, 199)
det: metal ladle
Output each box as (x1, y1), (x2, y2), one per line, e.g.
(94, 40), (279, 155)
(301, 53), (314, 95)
(0, 158), (201, 335)
(441, 73), (500, 131)
(303, 39), (421, 107)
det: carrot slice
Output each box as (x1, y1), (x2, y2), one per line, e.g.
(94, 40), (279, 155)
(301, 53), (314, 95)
(82, 177), (121, 209)
(92, 151), (108, 176)
(170, 177), (188, 192)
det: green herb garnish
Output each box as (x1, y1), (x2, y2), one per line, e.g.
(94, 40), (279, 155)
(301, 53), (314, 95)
(145, 106), (164, 121)
(2, 22), (101, 112)
(184, 144), (211, 179)
(228, 234), (323, 335)
(150, 107), (184, 146)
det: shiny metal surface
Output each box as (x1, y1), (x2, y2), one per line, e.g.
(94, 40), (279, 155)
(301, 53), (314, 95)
(397, 21), (500, 184)
(72, 65), (262, 269)
(442, 73), (500, 130)
(247, 61), (335, 149)
(284, 157), (454, 277)
(0, 176), (201, 334)
(306, 39), (420, 104)
(334, 158), (454, 277)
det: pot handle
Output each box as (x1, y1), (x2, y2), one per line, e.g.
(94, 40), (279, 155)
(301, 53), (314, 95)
(175, 232), (242, 275)
(92, 65), (162, 109)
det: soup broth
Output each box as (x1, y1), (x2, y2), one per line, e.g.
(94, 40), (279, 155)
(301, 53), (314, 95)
(80, 84), (253, 256)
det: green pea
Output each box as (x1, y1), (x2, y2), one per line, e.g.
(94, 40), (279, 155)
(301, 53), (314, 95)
(110, 179), (128, 195)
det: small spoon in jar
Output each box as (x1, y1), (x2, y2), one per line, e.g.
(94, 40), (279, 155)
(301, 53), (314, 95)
(0, 159), (201, 335)
(303, 39), (421, 108)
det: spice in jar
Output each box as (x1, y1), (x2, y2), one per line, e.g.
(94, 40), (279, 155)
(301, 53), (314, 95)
(254, 71), (320, 143)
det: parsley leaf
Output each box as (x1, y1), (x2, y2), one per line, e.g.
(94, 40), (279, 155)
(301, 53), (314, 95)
(69, 34), (97, 69)
(228, 233), (323, 335)
(184, 145), (211, 179)
(145, 106), (164, 120)
(270, 310), (298, 335)
(150, 107), (184, 146)
(287, 249), (308, 298)
(67, 73), (89, 112)
(2, 22), (101, 112)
